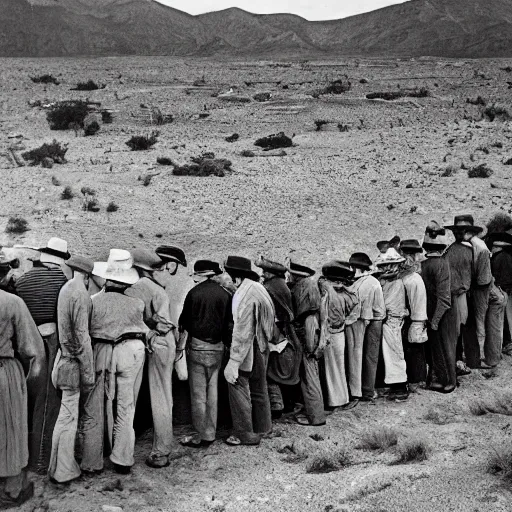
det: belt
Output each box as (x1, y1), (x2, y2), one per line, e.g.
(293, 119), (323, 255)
(93, 332), (146, 345)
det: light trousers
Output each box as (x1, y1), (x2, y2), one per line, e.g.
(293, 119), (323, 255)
(323, 332), (349, 407)
(345, 320), (366, 398)
(382, 316), (407, 385)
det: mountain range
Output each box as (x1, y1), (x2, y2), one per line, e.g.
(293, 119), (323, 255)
(1, 0), (512, 58)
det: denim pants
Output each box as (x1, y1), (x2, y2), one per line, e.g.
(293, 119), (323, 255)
(188, 338), (224, 442)
(484, 285), (507, 366)
(228, 339), (271, 443)
(361, 320), (383, 399)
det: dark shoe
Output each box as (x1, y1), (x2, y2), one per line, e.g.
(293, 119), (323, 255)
(456, 361), (471, 376)
(388, 390), (409, 401)
(271, 410), (283, 420)
(145, 454), (171, 468)
(113, 464), (131, 475)
(340, 399), (360, 411)
(0, 481), (34, 510)
(429, 383), (445, 393)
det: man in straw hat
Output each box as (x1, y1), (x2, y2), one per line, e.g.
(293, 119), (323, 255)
(287, 260), (325, 426)
(81, 249), (150, 474)
(345, 253), (385, 404)
(0, 263), (46, 508)
(178, 259), (232, 448)
(49, 255), (95, 484)
(375, 248), (409, 401)
(421, 222), (453, 392)
(223, 256), (275, 446)
(317, 261), (358, 409)
(15, 237), (69, 472)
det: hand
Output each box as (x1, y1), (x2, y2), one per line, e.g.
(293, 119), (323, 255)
(224, 359), (239, 385)
(430, 322), (438, 331)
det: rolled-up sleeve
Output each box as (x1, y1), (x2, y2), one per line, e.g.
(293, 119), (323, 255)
(230, 298), (255, 365)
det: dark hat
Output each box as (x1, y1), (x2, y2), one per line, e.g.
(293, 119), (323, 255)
(377, 236), (400, 251)
(445, 214), (483, 234)
(224, 255), (260, 281)
(131, 248), (164, 271)
(425, 220), (446, 238)
(288, 260), (315, 277)
(194, 259), (222, 276)
(155, 245), (187, 267)
(400, 239), (423, 254)
(488, 231), (512, 247)
(349, 252), (372, 270)
(321, 260), (355, 281)
(255, 256), (287, 277)
(66, 255), (94, 274)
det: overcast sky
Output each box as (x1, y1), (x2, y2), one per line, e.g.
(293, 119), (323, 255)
(156, 0), (410, 21)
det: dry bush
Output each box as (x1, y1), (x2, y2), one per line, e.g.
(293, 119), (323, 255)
(225, 133), (239, 143)
(254, 132), (293, 150)
(157, 157), (174, 166)
(367, 88), (429, 101)
(466, 96), (487, 106)
(314, 120), (329, 131)
(440, 165), (458, 177)
(468, 164), (494, 178)
(47, 100), (91, 130)
(172, 153), (232, 177)
(253, 92), (272, 102)
(106, 201), (119, 212)
(60, 186), (74, 200)
(338, 123), (350, 132)
(31, 74), (59, 85)
(101, 110), (114, 124)
(241, 150), (255, 157)
(487, 213), (512, 234)
(322, 79), (351, 95)
(395, 440), (430, 464)
(504, 158), (512, 166)
(22, 140), (68, 166)
(424, 406), (455, 425)
(126, 131), (159, 151)
(84, 113), (101, 137)
(488, 446), (512, 483)
(81, 187), (100, 212)
(483, 104), (511, 122)
(5, 216), (29, 234)
(357, 427), (398, 451)
(71, 80), (105, 91)
(306, 447), (352, 474)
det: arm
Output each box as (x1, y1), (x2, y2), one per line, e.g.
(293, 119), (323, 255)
(229, 297), (255, 368)
(70, 295), (95, 387)
(222, 294), (233, 346)
(431, 262), (451, 330)
(150, 289), (175, 335)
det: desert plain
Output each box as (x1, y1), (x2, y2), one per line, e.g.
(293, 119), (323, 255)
(1, 55), (512, 511)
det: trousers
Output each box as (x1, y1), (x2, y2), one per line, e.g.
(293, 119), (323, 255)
(484, 285), (507, 367)
(430, 310), (456, 387)
(300, 355), (326, 425)
(188, 338), (224, 442)
(228, 339), (271, 444)
(361, 320), (383, 399)
(323, 332), (349, 407)
(460, 288), (489, 368)
(345, 320), (366, 398)
(382, 316), (407, 385)
(81, 340), (145, 470)
(503, 292), (512, 351)
(403, 319), (427, 384)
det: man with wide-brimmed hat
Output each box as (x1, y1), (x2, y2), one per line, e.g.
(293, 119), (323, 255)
(255, 256), (302, 420)
(15, 237), (70, 472)
(398, 239), (428, 389)
(375, 248), (409, 400)
(345, 253), (385, 404)
(49, 255), (95, 484)
(0, 262), (46, 508)
(178, 259), (232, 448)
(376, 236), (400, 255)
(318, 261), (358, 409)
(421, 222), (453, 392)
(223, 256), (275, 446)
(124, 248), (177, 467)
(287, 260), (325, 426)
(81, 250), (150, 474)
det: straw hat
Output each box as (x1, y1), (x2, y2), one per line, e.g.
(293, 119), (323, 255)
(375, 248), (405, 266)
(93, 249), (139, 285)
(39, 237), (70, 265)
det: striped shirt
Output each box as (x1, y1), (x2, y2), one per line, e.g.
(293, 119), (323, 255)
(15, 266), (68, 325)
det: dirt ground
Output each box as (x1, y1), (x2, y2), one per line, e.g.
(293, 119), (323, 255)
(1, 55), (512, 511)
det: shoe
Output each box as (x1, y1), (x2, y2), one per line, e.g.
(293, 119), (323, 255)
(387, 390), (409, 401)
(442, 385), (456, 394)
(340, 399), (360, 411)
(145, 454), (171, 468)
(429, 382), (444, 392)
(113, 464), (131, 475)
(271, 410), (283, 420)
(456, 361), (471, 376)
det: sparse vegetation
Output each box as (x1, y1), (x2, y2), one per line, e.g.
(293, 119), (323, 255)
(314, 120), (329, 131)
(241, 150), (255, 157)
(466, 96), (487, 106)
(395, 440), (430, 464)
(322, 79), (351, 95)
(172, 152), (232, 177)
(476, 145), (490, 154)
(101, 110), (114, 124)
(357, 428), (398, 451)
(338, 123), (350, 132)
(71, 79), (105, 91)
(306, 447), (352, 474)
(468, 163), (494, 178)
(5, 216), (29, 234)
(254, 132), (293, 150)
(367, 88), (429, 100)
(126, 131), (159, 151)
(47, 100), (91, 130)
(22, 140), (68, 166)
(84, 114), (101, 136)
(106, 201), (119, 212)
(483, 104), (511, 122)
(253, 92), (272, 102)
(487, 446), (512, 482)
(31, 74), (59, 85)
(440, 165), (458, 177)
(468, 394), (512, 416)
(157, 157), (174, 166)
(424, 406), (455, 425)
(504, 158), (512, 166)
(60, 186), (74, 200)
(225, 133), (239, 143)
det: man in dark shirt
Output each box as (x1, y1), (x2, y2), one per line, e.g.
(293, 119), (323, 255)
(178, 260), (232, 447)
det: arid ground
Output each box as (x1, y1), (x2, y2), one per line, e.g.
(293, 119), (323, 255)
(1, 56), (512, 511)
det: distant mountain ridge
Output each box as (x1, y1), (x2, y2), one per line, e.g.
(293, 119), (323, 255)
(1, 0), (512, 57)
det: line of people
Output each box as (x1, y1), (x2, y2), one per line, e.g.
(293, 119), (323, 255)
(1, 212), (512, 508)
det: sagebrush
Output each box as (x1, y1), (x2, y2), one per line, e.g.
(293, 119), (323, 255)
(47, 100), (91, 130)
(22, 140), (68, 166)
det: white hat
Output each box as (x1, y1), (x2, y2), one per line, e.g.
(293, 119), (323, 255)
(92, 249), (139, 285)
(375, 248), (405, 267)
(39, 237), (70, 265)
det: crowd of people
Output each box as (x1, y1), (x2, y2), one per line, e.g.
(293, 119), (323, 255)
(1, 212), (512, 508)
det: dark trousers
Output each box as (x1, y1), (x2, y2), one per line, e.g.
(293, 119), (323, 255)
(361, 320), (383, 399)
(403, 318), (427, 384)
(458, 291), (487, 369)
(300, 355), (326, 425)
(437, 312), (458, 388)
(484, 285), (507, 367)
(228, 340), (272, 443)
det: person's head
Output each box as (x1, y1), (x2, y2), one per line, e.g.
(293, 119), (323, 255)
(38, 237), (70, 268)
(65, 255), (94, 288)
(92, 249), (139, 288)
(321, 260), (355, 286)
(399, 239), (424, 262)
(445, 215), (483, 243)
(452, 227), (473, 243)
(224, 256), (260, 289)
(192, 259), (223, 283)
(155, 245), (187, 277)
(131, 248), (164, 282)
(374, 248), (405, 278)
(286, 260), (316, 285)
(254, 256), (287, 283)
(348, 252), (373, 278)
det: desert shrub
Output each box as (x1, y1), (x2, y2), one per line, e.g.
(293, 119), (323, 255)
(193, 76), (206, 87)
(106, 201), (119, 212)
(338, 123), (350, 132)
(358, 428), (398, 451)
(31, 74), (59, 85)
(241, 150), (255, 157)
(101, 110), (113, 124)
(314, 120), (329, 131)
(139, 174), (154, 186)
(47, 100), (91, 130)
(468, 164), (494, 178)
(172, 153), (232, 177)
(225, 133), (239, 143)
(488, 446), (512, 482)
(60, 186), (74, 200)
(492, 141), (503, 148)
(71, 80), (105, 91)
(253, 92), (272, 102)
(157, 157), (174, 165)
(395, 440), (429, 464)
(504, 158), (512, 166)
(84, 113), (101, 137)
(367, 88), (429, 101)
(306, 447), (351, 474)
(22, 140), (68, 166)
(483, 104), (511, 122)
(254, 132), (293, 150)
(440, 165), (458, 177)
(360, 78), (368, 84)
(5, 216), (29, 234)
(424, 406), (456, 425)
(502, 67), (512, 73)
(322, 79), (351, 95)
(126, 131), (159, 151)
(466, 96), (487, 106)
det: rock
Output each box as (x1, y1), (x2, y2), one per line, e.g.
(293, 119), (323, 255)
(101, 506), (123, 512)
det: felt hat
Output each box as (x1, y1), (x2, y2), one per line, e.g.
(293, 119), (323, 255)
(93, 249), (139, 285)
(193, 259), (222, 276)
(131, 248), (164, 271)
(287, 260), (315, 277)
(254, 255), (287, 277)
(375, 248), (405, 267)
(224, 255), (260, 281)
(321, 260), (355, 281)
(155, 245), (187, 267)
(445, 214), (483, 234)
(38, 237), (70, 265)
(349, 252), (373, 270)
(377, 235), (400, 251)
(425, 220), (446, 238)
(488, 231), (512, 247)
(400, 239), (423, 254)
(66, 255), (94, 274)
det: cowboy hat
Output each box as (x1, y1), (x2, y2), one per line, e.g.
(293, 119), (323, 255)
(224, 255), (260, 282)
(93, 249), (139, 285)
(376, 235), (400, 252)
(38, 237), (70, 265)
(444, 214), (483, 234)
(349, 252), (373, 270)
(287, 259), (315, 277)
(131, 248), (164, 271)
(321, 260), (354, 281)
(254, 255), (287, 277)
(488, 231), (512, 247)
(425, 220), (446, 238)
(375, 248), (405, 267)
(193, 259), (222, 276)
(400, 239), (423, 254)
(66, 255), (94, 274)
(155, 245), (187, 267)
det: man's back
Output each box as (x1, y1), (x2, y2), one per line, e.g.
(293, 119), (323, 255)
(444, 242), (473, 296)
